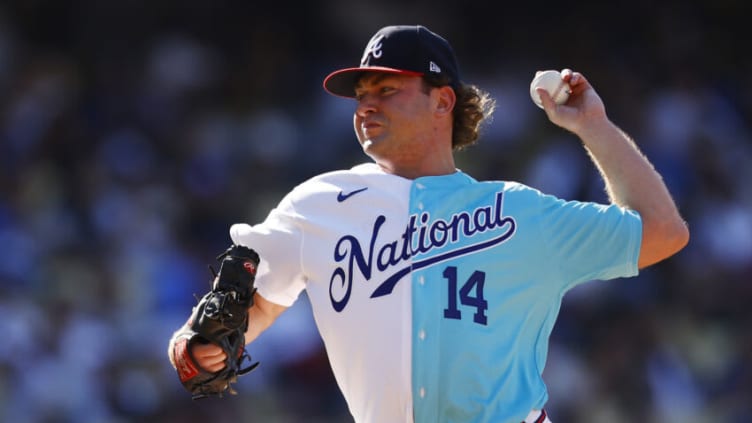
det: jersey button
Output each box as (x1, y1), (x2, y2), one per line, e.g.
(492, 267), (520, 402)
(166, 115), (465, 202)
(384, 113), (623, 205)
(418, 275), (425, 285)
(419, 387), (426, 398)
(419, 330), (426, 340)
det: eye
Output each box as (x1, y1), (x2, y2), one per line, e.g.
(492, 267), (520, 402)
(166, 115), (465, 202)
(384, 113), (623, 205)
(380, 86), (395, 95)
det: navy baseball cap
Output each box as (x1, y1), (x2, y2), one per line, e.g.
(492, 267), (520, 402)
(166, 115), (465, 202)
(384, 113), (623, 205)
(323, 25), (461, 98)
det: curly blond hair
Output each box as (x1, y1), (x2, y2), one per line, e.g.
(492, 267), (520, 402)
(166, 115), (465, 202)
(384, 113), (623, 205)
(423, 77), (496, 150)
(450, 83), (496, 150)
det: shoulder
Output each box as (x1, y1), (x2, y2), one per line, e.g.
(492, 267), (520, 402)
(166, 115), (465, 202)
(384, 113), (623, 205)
(309, 163), (390, 184)
(287, 163), (406, 202)
(476, 178), (547, 199)
(285, 164), (365, 200)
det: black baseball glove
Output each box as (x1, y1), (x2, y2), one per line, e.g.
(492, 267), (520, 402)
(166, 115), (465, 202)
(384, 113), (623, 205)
(169, 245), (261, 399)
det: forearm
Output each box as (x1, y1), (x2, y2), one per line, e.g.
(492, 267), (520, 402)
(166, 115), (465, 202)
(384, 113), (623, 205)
(577, 119), (668, 210)
(575, 118), (689, 267)
(244, 292), (287, 344)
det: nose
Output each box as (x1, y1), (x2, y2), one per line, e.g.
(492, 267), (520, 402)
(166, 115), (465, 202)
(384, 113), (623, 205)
(355, 94), (377, 117)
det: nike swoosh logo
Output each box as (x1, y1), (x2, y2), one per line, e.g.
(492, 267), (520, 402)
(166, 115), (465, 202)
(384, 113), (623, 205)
(337, 187), (368, 202)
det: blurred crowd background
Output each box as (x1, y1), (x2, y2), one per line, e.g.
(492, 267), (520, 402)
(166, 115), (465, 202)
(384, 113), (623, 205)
(0, 1), (750, 422)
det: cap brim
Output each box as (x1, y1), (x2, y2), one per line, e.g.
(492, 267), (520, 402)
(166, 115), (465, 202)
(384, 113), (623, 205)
(323, 66), (424, 98)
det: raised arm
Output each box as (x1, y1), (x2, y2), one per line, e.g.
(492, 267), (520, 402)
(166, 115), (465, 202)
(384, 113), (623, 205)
(537, 69), (689, 268)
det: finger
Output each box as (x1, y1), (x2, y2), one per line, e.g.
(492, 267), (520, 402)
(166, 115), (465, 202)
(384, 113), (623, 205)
(568, 72), (589, 93)
(192, 342), (218, 357)
(203, 359), (228, 373)
(193, 342), (226, 359)
(192, 344), (228, 372)
(560, 69), (587, 90)
(536, 87), (557, 112)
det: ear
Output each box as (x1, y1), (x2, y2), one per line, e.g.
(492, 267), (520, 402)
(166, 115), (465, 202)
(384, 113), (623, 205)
(433, 85), (456, 117)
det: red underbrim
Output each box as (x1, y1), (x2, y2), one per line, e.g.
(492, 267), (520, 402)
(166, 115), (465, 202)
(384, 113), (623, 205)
(323, 66), (424, 98)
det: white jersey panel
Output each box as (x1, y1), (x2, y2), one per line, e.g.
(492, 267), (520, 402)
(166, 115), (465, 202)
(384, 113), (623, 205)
(231, 163), (416, 423)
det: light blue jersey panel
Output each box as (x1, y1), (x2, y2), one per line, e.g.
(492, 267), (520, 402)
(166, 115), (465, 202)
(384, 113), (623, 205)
(409, 172), (641, 423)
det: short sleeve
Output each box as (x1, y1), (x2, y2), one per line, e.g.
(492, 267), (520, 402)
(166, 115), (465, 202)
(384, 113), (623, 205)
(230, 193), (306, 307)
(536, 194), (643, 290)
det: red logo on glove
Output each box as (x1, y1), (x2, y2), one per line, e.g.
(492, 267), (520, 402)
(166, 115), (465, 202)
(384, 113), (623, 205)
(243, 261), (257, 275)
(174, 338), (199, 382)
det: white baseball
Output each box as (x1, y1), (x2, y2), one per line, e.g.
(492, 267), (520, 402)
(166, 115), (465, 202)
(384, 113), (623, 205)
(530, 70), (571, 109)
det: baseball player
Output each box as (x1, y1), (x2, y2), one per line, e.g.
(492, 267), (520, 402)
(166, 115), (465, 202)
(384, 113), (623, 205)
(169, 25), (689, 423)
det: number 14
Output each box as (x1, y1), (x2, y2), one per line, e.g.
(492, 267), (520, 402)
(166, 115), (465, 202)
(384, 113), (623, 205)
(442, 266), (488, 325)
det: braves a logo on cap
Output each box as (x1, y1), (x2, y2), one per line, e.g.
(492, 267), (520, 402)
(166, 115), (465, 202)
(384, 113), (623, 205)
(360, 34), (384, 65)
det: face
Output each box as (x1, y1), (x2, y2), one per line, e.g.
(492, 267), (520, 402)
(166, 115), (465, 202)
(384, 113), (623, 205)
(352, 73), (437, 164)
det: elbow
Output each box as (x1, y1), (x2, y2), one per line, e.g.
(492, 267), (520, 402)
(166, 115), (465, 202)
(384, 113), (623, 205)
(661, 218), (690, 261)
(638, 216), (690, 269)
(672, 219), (690, 254)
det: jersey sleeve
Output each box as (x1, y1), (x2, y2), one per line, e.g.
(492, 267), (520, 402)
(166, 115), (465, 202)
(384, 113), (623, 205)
(229, 192), (306, 307)
(535, 191), (643, 290)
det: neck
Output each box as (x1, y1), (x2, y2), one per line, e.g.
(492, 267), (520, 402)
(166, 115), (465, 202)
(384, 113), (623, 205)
(375, 152), (456, 180)
(365, 124), (456, 179)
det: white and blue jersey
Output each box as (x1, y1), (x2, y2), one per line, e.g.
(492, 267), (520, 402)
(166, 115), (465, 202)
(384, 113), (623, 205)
(230, 163), (642, 423)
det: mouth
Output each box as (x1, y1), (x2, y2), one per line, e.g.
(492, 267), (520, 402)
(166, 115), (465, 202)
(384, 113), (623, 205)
(362, 120), (380, 130)
(354, 114), (384, 145)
